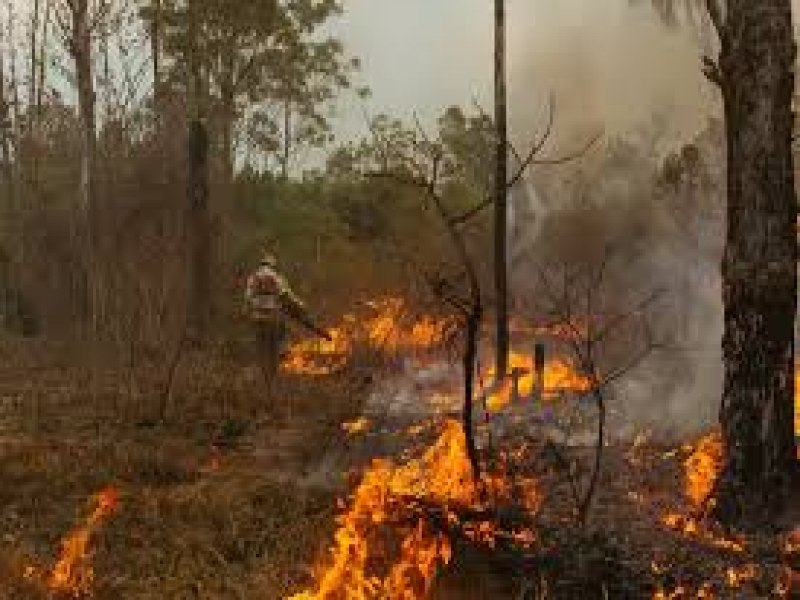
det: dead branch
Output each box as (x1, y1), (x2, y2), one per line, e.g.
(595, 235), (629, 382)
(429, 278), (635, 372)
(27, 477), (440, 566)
(532, 249), (663, 527)
(506, 93), (555, 190)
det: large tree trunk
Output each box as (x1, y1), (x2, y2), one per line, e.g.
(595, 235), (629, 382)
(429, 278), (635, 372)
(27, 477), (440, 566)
(493, 0), (509, 380)
(713, 0), (798, 527)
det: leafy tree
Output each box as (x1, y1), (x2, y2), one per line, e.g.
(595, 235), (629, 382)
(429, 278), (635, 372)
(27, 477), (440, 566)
(146, 0), (355, 182)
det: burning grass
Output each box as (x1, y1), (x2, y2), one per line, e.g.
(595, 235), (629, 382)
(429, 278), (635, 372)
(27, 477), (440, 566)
(288, 419), (542, 599)
(0, 331), (797, 599)
(281, 297), (455, 376)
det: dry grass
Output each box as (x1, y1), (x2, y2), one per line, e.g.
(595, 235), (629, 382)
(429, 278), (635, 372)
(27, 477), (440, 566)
(0, 337), (366, 600)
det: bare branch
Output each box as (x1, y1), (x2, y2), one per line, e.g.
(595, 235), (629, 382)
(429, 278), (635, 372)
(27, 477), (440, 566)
(449, 197), (493, 227)
(528, 130), (603, 167)
(507, 92), (555, 190)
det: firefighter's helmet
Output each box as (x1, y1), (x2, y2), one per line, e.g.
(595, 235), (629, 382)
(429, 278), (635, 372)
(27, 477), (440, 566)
(260, 251), (277, 268)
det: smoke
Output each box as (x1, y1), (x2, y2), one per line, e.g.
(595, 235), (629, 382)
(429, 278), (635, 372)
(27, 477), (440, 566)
(508, 118), (726, 439)
(506, 0), (720, 150)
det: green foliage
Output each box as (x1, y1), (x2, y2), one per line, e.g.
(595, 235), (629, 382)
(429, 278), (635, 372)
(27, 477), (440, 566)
(146, 0), (357, 167)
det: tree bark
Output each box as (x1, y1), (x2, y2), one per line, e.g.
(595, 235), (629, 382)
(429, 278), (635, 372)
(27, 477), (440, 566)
(713, 0), (799, 527)
(493, 0), (510, 381)
(187, 119), (210, 341)
(185, 0), (211, 341)
(67, 0), (98, 330)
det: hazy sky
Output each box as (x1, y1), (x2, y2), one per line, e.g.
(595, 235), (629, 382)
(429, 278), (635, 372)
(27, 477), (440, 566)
(332, 0), (720, 149)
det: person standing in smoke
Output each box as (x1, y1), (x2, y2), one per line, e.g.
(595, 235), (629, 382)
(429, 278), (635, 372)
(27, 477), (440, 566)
(243, 249), (331, 405)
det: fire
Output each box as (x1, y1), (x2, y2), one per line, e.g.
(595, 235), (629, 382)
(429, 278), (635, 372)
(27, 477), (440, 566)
(795, 367), (800, 456)
(682, 431), (723, 510)
(482, 350), (591, 412)
(658, 432), (750, 553)
(725, 563), (757, 588)
(282, 298), (454, 376)
(342, 417), (371, 436)
(24, 486), (121, 597)
(288, 419), (540, 599)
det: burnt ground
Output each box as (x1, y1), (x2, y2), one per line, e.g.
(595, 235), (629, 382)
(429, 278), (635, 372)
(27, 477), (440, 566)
(0, 338), (797, 599)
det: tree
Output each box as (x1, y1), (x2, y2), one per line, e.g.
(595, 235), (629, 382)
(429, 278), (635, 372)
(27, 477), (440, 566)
(151, 0), (354, 183)
(652, 0), (798, 525)
(494, 0), (510, 382)
(54, 0), (112, 329)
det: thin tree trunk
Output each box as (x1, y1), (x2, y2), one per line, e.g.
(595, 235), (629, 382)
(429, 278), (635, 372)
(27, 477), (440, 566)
(150, 0), (161, 105)
(64, 0), (98, 331)
(493, 0), (510, 380)
(37, 0), (50, 116)
(187, 120), (210, 340)
(220, 79), (235, 188)
(0, 16), (12, 204)
(282, 96), (291, 180)
(185, 0), (210, 341)
(76, 11), (97, 330)
(713, 0), (798, 527)
(29, 0), (39, 120)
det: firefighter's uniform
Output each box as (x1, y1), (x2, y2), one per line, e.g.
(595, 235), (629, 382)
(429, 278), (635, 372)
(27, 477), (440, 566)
(244, 253), (305, 389)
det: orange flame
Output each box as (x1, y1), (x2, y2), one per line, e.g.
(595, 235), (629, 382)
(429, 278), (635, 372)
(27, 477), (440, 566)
(288, 420), (540, 599)
(282, 298), (454, 376)
(482, 350), (591, 412)
(682, 431), (723, 510)
(341, 417), (371, 436)
(47, 486), (120, 596)
(794, 368), (799, 457)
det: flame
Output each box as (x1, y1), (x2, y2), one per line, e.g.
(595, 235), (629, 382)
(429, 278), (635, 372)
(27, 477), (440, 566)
(725, 563), (757, 588)
(658, 432), (748, 552)
(282, 298), (453, 376)
(795, 368), (800, 457)
(682, 431), (723, 510)
(39, 486), (120, 597)
(482, 350), (591, 412)
(288, 420), (540, 599)
(342, 417), (371, 436)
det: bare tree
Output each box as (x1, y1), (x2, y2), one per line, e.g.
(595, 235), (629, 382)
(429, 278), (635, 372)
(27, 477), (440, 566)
(533, 249), (663, 526)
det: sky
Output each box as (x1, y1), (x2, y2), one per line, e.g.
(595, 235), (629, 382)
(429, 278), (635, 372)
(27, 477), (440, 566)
(331, 0), (720, 150)
(6, 0), (740, 156)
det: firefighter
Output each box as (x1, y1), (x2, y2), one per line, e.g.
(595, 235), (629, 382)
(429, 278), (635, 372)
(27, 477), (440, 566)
(243, 250), (331, 396)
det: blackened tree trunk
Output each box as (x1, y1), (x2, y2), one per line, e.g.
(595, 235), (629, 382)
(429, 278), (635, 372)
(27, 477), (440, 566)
(713, 0), (798, 526)
(494, 0), (510, 380)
